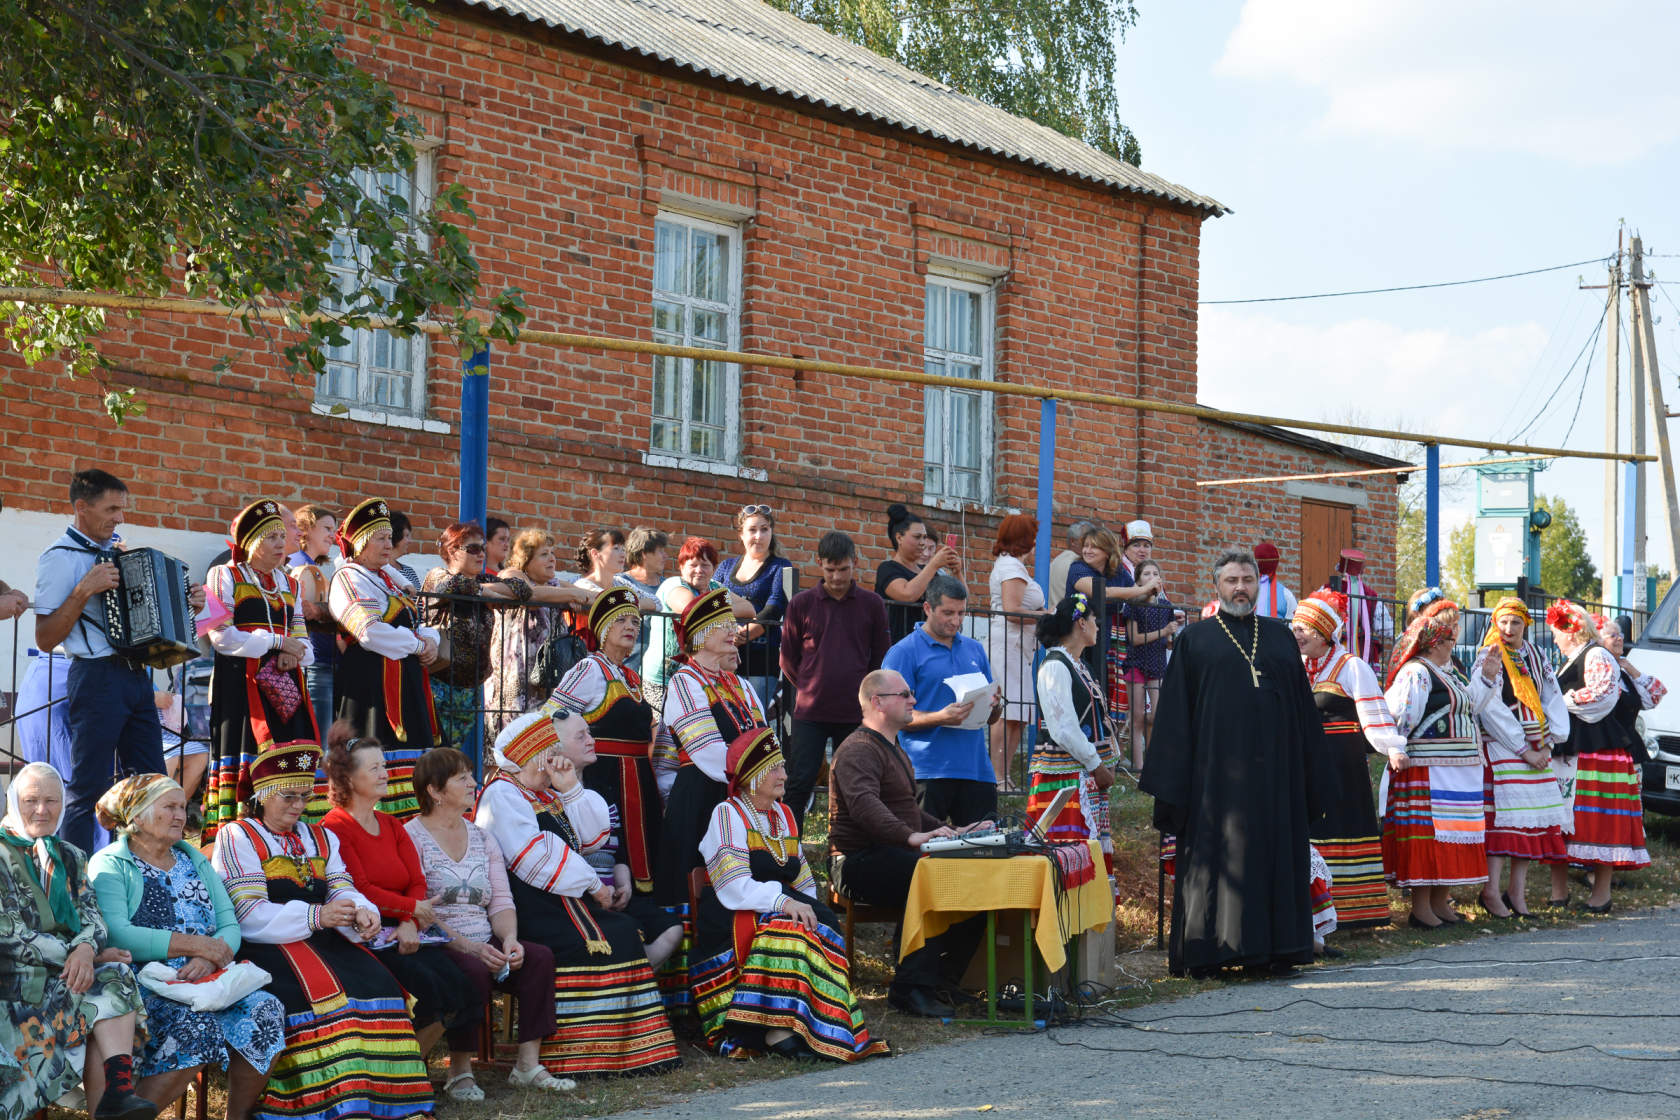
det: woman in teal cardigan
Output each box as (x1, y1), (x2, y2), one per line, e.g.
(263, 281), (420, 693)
(88, 774), (285, 1120)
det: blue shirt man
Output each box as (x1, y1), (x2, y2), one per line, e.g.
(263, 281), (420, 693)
(33, 469), (201, 851)
(881, 574), (1001, 826)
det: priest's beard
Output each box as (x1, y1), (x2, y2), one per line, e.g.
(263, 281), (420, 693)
(1219, 596), (1255, 617)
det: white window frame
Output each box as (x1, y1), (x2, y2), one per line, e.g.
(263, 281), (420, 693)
(649, 211), (743, 467)
(314, 152), (435, 421)
(922, 271), (997, 505)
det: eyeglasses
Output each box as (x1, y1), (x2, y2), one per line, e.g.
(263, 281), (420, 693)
(739, 504), (772, 518)
(876, 690), (913, 700)
(462, 542), (486, 555)
(271, 791), (307, 804)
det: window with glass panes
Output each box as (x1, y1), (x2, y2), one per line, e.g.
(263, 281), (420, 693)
(650, 214), (740, 463)
(922, 275), (995, 502)
(316, 161), (430, 417)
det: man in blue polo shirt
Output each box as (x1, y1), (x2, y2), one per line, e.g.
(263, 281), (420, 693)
(882, 573), (1004, 826)
(34, 468), (204, 850)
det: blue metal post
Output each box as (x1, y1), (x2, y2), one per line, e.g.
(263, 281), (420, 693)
(1622, 461), (1637, 611)
(1033, 398), (1058, 593)
(459, 347), (489, 528)
(1424, 443), (1440, 588)
(459, 346), (490, 779)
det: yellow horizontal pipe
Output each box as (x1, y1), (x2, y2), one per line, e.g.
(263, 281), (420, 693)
(1198, 452), (1557, 488)
(0, 285), (1655, 465)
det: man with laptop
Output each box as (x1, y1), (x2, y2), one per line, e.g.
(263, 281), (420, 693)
(830, 668), (990, 1018)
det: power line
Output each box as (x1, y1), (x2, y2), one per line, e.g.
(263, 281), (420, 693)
(1200, 256), (1610, 306)
(1555, 315), (1608, 447)
(1505, 313), (1604, 444)
(1492, 287), (1593, 441)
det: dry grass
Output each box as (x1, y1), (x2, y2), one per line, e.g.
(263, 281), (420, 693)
(55, 770), (1680, 1119)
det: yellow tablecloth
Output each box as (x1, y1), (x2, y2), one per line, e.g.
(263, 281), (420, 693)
(899, 839), (1112, 972)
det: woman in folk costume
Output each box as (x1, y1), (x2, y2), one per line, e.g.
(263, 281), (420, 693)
(473, 711), (681, 1079)
(1381, 598), (1502, 928)
(1476, 597), (1570, 918)
(1027, 593), (1118, 873)
(1290, 589), (1406, 929)
(1545, 601), (1658, 913)
(694, 728), (889, 1062)
(329, 498), (440, 822)
(546, 588), (681, 966)
(204, 500), (321, 844)
(208, 744), (435, 1120)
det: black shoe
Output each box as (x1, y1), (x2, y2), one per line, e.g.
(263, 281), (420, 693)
(95, 1092), (158, 1120)
(1475, 894), (1512, 920)
(888, 988), (954, 1019)
(1408, 914), (1442, 930)
(935, 986), (983, 1009)
(1319, 944), (1346, 960)
(1583, 899), (1613, 915)
(1546, 896), (1569, 909)
(767, 1034), (818, 1060)
(1501, 891), (1531, 918)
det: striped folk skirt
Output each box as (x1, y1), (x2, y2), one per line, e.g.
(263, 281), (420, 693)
(1026, 745), (1116, 875)
(692, 914), (889, 1062)
(241, 936), (434, 1120)
(540, 957), (682, 1077)
(1311, 721), (1391, 928)
(1566, 748), (1651, 869)
(1309, 845), (1338, 939)
(1483, 753), (1568, 861)
(1380, 764), (1487, 888)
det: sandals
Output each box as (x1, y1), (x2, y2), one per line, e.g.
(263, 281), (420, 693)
(443, 1073), (485, 1102)
(508, 1064), (578, 1092)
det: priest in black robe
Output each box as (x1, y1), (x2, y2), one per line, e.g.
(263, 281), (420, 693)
(1141, 548), (1328, 978)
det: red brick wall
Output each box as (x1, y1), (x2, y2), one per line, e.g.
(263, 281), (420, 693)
(1193, 421), (1400, 605)
(0, 3), (1389, 605)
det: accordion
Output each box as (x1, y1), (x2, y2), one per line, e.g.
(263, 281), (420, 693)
(103, 547), (197, 668)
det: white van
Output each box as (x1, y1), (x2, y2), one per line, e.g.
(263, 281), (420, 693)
(1627, 587), (1680, 814)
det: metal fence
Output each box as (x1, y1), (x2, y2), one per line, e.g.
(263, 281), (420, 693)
(0, 587), (1048, 794)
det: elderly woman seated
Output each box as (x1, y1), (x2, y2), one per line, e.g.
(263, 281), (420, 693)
(89, 775), (285, 1120)
(694, 729), (889, 1062)
(209, 744), (435, 1120)
(474, 711), (681, 1080)
(0, 763), (151, 1120)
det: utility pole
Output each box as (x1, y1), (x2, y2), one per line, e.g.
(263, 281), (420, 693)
(1628, 236), (1650, 605)
(1602, 237), (1621, 606)
(1629, 235), (1680, 583)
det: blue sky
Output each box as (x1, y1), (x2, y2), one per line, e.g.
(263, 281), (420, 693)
(1113, 0), (1680, 588)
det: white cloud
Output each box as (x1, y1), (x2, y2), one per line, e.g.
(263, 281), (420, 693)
(1216, 0), (1680, 164)
(1197, 308), (1552, 443)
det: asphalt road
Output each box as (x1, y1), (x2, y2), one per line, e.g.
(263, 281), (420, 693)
(609, 907), (1680, 1120)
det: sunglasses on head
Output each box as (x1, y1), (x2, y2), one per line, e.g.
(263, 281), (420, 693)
(740, 504), (772, 518)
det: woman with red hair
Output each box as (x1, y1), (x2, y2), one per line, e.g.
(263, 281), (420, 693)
(203, 500), (320, 842)
(985, 514), (1045, 788)
(1546, 600), (1661, 912)
(1290, 588), (1407, 930)
(1382, 598), (1501, 927)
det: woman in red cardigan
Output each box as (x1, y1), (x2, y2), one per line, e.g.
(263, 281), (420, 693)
(320, 720), (482, 1083)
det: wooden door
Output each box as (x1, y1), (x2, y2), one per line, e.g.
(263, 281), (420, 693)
(1300, 499), (1354, 591)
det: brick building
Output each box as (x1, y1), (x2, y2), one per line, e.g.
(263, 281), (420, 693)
(0, 0), (1401, 647)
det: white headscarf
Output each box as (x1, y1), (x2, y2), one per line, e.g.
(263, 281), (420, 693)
(3, 761), (67, 837)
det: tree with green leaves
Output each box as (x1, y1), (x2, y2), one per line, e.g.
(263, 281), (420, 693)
(1533, 494), (1600, 602)
(1438, 495), (1602, 605)
(1, 0), (524, 422)
(765, 0), (1142, 164)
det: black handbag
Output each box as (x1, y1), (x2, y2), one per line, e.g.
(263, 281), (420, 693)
(529, 625), (588, 693)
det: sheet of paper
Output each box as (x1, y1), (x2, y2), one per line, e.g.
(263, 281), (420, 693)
(944, 671), (999, 731)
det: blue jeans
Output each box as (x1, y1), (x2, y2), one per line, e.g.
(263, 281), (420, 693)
(62, 656), (163, 851)
(305, 663), (333, 741)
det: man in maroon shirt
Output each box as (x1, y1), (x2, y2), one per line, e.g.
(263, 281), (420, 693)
(830, 668), (987, 1018)
(779, 531), (890, 829)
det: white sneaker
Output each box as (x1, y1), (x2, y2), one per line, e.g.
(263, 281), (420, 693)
(444, 1072), (485, 1102)
(508, 1064), (577, 1092)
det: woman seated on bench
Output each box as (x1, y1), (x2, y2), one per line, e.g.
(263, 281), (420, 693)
(693, 728), (889, 1062)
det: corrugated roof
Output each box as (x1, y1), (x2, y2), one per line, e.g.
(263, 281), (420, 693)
(452, 0), (1228, 215)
